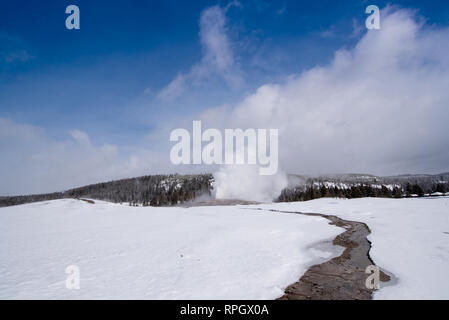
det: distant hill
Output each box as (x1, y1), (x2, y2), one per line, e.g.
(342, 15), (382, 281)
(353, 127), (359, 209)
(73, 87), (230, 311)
(1, 172), (448, 207)
(280, 172), (449, 202)
(286, 172), (449, 189)
(0, 174), (213, 208)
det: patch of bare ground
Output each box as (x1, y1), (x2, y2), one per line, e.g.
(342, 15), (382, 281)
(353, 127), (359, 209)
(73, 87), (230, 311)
(266, 209), (391, 300)
(78, 198), (95, 204)
(184, 199), (261, 207)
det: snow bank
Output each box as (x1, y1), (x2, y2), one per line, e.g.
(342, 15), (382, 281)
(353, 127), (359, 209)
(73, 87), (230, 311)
(0, 199), (342, 299)
(257, 197), (449, 299)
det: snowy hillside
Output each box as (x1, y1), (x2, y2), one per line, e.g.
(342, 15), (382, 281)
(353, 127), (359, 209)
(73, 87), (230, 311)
(257, 197), (449, 299)
(0, 199), (342, 299)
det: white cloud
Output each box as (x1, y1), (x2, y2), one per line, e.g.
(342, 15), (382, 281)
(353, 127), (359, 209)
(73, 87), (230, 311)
(2, 49), (32, 63)
(0, 118), (174, 195)
(70, 129), (90, 144)
(319, 25), (336, 38)
(197, 8), (449, 176)
(0, 32), (32, 64)
(276, 3), (287, 16)
(157, 73), (187, 102)
(157, 3), (242, 101)
(350, 18), (363, 39)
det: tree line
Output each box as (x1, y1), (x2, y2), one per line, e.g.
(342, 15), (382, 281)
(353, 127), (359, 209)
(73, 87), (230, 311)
(0, 174), (213, 207)
(277, 182), (447, 202)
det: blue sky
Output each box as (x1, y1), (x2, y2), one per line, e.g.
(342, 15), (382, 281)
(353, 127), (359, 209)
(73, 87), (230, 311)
(2, 0), (448, 144)
(1, 0), (449, 194)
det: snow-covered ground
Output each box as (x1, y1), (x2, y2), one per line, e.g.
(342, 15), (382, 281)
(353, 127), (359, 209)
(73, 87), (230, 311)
(2, 197), (448, 300)
(256, 196), (449, 299)
(0, 199), (342, 299)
